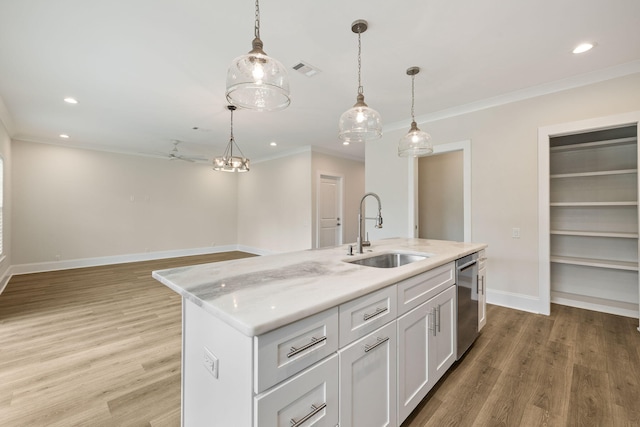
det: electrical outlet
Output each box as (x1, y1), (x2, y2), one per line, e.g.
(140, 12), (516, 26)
(512, 227), (521, 239)
(203, 347), (218, 379)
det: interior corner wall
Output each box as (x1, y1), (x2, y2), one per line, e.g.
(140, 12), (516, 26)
(0, 122), (11, 283)
(366, 72), (640, 313)
(311, 152), (365, 248)
(11, 140), (239, 265)
(236, 151), (313, 253)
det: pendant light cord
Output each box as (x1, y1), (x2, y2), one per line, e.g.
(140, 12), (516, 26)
(357, 31), (363, 95)
(254, 0), (261, 40)
(411, 74), (416, 121)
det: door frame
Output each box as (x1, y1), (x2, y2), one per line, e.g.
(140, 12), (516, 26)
(316, 172), (344, 248)
(537, 111), (640, 318)
(409, 140), (472, 242)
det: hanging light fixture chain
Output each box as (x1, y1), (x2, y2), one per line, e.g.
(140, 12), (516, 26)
(411, 74), (416, 121)
(254, 0), (261, 40)
(357, 31), (363, 95)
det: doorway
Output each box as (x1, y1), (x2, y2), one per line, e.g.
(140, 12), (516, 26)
(410, 140), (472, 242)
(418, 151), (464, 241)
(317, 174), (343, 248)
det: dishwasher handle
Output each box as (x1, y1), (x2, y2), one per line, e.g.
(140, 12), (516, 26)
(457, 259), (478, 272)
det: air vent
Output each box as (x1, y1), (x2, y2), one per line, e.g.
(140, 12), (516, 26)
(292, 61), (320, 77)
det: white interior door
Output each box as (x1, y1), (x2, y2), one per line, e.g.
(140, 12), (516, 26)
(318, 175), (342, 248)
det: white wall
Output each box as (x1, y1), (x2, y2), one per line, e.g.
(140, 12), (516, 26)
(311, 151), (365, 247)
(12, 140), (238, 265)
(366, 72), (640, 313)
(0, 120), (11, 287)
(237, 150), (313, 253)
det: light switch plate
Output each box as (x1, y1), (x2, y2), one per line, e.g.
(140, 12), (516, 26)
(203, 347), (219, 379)
(512, 227), (521, 239)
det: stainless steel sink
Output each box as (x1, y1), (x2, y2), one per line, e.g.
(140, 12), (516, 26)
(346, 252), (430, 268)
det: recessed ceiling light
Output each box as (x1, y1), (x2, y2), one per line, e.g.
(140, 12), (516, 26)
(270, 142), (277, 146)
(573, 42), (594, 54)
(63, 97), (78, 104)
(343, 141), (350, 146)
(59, 134), (70, 139)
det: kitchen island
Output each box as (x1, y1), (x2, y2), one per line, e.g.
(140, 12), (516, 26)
(153, 237), (487, 427)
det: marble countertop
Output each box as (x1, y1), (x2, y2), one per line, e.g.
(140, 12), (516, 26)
(152, 238), (487, 337)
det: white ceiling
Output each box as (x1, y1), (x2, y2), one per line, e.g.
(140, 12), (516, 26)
(1, 0), (639, 162)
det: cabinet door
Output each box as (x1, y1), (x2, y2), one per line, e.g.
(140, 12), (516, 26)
(339, 321), (397, 427)
(397, 299), (432, 424)
(255, 354), (339, 427)
(478, 261), (487, 331)
(430, 285), (457, 383)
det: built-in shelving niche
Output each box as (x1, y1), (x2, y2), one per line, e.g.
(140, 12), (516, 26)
(549, 125), (639, 318)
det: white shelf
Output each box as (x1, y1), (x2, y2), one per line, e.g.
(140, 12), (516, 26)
(550, 169), (638, 179)
(550, 201), (638, 207)
(550, 255), (638, 271)
(550, 230), (639, 238)
(551, 290), (639, 319)
(550, 136), (637, 152)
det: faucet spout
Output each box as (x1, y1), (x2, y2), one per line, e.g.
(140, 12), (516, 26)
(357, 192), (383, 254)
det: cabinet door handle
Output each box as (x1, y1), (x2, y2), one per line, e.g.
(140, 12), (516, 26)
(287, 336), (327, 358)
(364, 336), (390, 353)
(429, 308), (437, 336)
(290, 403), (327, 427)
(436, 305), (441, 333)
(363, 306), (388, 321)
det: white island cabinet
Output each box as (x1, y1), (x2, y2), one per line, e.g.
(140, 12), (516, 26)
(152, 238), (487, 427)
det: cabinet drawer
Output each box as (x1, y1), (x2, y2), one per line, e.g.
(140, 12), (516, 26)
(255, 354), (339, 427)
(255, 307), (339, 394)
(339, 286), (397, 347)
(397, 262), (455, 315)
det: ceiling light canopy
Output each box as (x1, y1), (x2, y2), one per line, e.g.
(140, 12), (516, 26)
(213, 105), (250, 172)
(338, 20), (382, 144)
(573, 42), (594, 54)
(225, 0), (290, 112)
(398, 67), (433, 157)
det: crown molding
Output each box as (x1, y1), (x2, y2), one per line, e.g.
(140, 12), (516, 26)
(385, 60), (640, 132)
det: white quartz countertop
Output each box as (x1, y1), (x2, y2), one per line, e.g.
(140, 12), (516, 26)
(152, 238), (487, 337)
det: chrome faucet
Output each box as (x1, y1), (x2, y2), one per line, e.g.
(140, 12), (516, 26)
(357, 192), (383, 254)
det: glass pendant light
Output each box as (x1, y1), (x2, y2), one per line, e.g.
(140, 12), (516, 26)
(338, 20), (382, 143)
(213, 105), (250, 172)
(226, 0), (290, 112)
(398, 66), (433, 157)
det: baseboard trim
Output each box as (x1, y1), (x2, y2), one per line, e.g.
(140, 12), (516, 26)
(9, 245), (267, 276)
(486, 289), (544, 315)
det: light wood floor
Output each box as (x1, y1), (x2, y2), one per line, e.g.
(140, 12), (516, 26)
(1, 253), (639, 426)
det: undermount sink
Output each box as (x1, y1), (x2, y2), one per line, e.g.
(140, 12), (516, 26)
(346, 252), (430, 268)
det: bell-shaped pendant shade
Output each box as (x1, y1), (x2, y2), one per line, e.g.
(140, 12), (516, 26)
(398, 121), (433, 157)
(338, 94), (382, 143)
(226, 39), (290, 112)
(398, 66), (433, 157)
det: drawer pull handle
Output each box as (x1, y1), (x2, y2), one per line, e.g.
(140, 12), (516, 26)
(363, 306), (388, 321)
(287, 336), (327, 358)
(290, 403), (327, 427)
(364, 336), (390, 353)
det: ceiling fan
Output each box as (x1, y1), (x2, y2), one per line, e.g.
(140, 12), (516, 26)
(160, 140), (208, 163)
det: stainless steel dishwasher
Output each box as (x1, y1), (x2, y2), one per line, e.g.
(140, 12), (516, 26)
(456, 253), (479, 359)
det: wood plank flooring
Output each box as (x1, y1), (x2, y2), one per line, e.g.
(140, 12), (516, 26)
(0, 252), (255, 427)
(1, 253), (639, 426)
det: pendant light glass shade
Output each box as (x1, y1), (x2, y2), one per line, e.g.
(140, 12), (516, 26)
(225, 0), (290, 112)
(213, 106), (250, 172)
(338, 20), (382, 143)
(398, 67), (433, 157)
